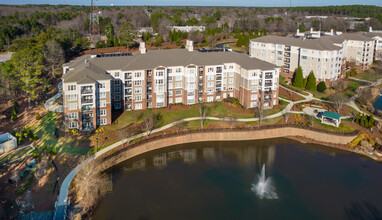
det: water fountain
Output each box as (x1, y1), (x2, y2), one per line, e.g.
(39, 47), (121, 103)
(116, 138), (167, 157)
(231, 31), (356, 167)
(251, 164), (278, 199)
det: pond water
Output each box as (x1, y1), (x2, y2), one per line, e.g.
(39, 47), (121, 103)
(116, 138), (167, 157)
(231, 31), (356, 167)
(373, 93), (382, 111)
(93, 138), (382, 220)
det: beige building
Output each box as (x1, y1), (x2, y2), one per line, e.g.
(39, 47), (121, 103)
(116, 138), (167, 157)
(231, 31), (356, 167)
(250, 29), (376, 83)
(62, 40), (280, 131)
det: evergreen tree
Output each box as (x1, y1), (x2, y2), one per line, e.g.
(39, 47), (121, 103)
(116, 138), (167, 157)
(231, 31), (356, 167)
(317, 81), (327, 93)
(169, 30), (173, 42)
(113, 35), (119, 47)
(368, 115), (375, 128)
(293, 66), (304, 88)
(361, 114), (367, 127)
(303, 78), (307, 88)
(95, 41), (101, 49)
(261, 28), (267, 36)
(236, 34), (244, 47)
(119, 21), (135, 47)
(306, 71), (317, 91)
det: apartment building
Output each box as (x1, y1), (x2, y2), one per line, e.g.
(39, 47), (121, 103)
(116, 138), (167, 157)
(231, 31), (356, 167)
(250, 29), (375, 83)
(62, 40), (280, 131)
(365, 27), (382, 61)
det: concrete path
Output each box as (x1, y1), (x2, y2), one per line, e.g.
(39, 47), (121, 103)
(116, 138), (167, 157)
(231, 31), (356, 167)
(44, 82), (63, 113)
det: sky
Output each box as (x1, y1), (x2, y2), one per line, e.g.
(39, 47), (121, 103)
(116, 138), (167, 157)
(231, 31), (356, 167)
(1, 0), (382, 7)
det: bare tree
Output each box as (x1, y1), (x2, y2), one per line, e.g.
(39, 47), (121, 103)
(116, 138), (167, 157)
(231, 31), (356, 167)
(73, 161), (107, 214)
(44, 40), (65, 77)
(284, 113), (290, 123)
(228, 116), (237, 129)
(329, 93), (349, 113)
(254, 105), (264, 127)
(144, 112), (162, 136)
(199, 104), (208, 129)
(174, 119), (188, 132)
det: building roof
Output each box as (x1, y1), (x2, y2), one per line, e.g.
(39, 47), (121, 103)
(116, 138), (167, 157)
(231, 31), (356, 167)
(322, 111), (342, 120)
(63, 49), (278, 83)
(252, 32), (375, 51)
(252, 35), (343, 50)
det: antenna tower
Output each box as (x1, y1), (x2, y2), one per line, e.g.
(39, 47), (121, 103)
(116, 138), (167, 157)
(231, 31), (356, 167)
(90, 0), (100, 36)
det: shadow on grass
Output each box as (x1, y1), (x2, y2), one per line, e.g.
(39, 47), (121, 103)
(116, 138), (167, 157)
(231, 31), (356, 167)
(34, 112), (91, 156)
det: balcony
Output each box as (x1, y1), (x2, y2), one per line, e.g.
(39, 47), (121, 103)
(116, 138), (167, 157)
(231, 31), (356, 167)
(125, 82), (132, 87)
(81, 98), (93, 104)
(147, 95), (152, 101)
(146, 81), (152, 86)
(82, 106), (93, 112)
(147, 89), (152, 94)
(216, 76), (222, 80)
(126, 91), (132, 95)
(265, 75), (273, 79)
(81, 88), (93, 94)
(82, 114), (93, 122)
(284, 58), (290, 63)
(284, 52), (290, 57)
(216, 67), (223, 73)
(216, 83), (222, 87)
(284, 46), (291, 52)
(265, 83), (272, 87)
(125, 75), (132, 80)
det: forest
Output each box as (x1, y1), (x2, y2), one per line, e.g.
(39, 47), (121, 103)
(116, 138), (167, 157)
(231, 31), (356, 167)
(0, 4), (381, 106)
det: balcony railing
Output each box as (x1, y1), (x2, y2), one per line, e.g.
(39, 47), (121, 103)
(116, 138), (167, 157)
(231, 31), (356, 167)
(216, 77), (222, 80)
(284, 52), (290, 57)
(82, 107), (93, 112)
(81, 98), (93, 104)
(81, 89), (93, 94)
(126, 92), (132, 95)
(265, 83), (272, 87)
(125, 82), (132, 87)
(147, 89), (152, 94)
(265, 75), (273, 79)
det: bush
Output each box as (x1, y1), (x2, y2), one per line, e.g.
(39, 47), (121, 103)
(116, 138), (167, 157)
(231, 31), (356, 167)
(10, 108), (17, 121)
(317, 82), (327, 93)
(36, 113), (41, 120)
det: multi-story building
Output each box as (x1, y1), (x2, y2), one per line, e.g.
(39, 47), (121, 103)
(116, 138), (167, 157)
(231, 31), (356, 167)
(250, 29), (375, 83)
(62, 40), (280, 131)
(365, 27), (382, 61)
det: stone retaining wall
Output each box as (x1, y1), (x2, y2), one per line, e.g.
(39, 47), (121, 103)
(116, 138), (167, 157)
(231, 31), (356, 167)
(99, 127), (357, 169)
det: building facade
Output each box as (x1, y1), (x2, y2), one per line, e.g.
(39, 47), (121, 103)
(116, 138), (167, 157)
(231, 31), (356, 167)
(250, 29), (376, 83)
(62, 41), (280, 131)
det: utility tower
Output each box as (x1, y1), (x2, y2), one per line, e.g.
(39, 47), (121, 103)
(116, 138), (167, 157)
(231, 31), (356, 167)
(90, 0), (100, 37)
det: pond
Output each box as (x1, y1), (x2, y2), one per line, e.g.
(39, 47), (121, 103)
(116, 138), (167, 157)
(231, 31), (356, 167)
(93, 138), (382, 220)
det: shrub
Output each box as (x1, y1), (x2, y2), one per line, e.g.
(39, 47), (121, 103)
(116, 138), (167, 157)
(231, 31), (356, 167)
(10, 108), (17, 121)
(36, 113), (41, 120)
(317, 82), (327, 93)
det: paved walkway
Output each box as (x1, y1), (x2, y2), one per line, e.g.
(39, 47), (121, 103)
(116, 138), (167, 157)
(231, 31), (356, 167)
(44, 82), (63, 113)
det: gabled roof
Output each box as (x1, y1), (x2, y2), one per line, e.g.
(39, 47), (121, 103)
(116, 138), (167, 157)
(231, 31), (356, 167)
(63, 49), (279, 82)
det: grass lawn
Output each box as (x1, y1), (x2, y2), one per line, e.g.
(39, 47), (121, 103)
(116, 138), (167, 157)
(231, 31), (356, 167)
(228, 43), (247, 52)
(0, 145), (34, 164)
(34, 112), (90, 156)
(313, 117), (355, 132)
(356, 73), (382, 81)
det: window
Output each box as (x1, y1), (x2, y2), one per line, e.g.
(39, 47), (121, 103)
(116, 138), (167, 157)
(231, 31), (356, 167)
(115, 80), (121, 85)
(99, 100), (106, 107)
(134, 80), (142, 86)
(134, 88), (142, 94)
(135, 103), (142, 109)
(250, 102), (257, 108)
(115, 72), (120, 77)
(114, 103), (121, 109)
(251, 86), (258, 92)
(68, 112), (77, 119)
(228, 86), (233, 91)
(100, 109), (106, 116)
(68, 94), (77, 101)
(156, 71), (164, 76)
(157, 86), (164, 93)
(68, 103), (77, 110)
(302, 56), (307, 60)
(207, 96), (214, 102)
(273, 92), (277, 98)
(251, 94), (258, 100)
(251, 72), (257, 77)
(69, 121), (78, 129)
(273, 100), (276, 105)
(175, 90), (182, 95)
(168, 91), (173, 96)
(207, 82), (214, 87)
(99, 91), (106, 98)
(175, 76), (182, 81)
(168, 76), (173, 81)
(229, 65), (234, 69)
(115, 95), (120, 101)
(98, 83), (106, 89)
(156, 79), (164, 85)
(229, 72), (234, 77)
(228, 78), (233, 84)
(68, 85), (76, 91)
(208, 67), (214, 72)
(134, 72), (142, 78)
(115, 87), (121, 93)
(187, 68), (195, 74)
(175, 82), (182, 88)
(207, 89), (214, 95)
(188, 76), (195, 82)
(167, 69), (172, 74)
(100, 118), (107, 125)
(168, 98), (173, 104)
(175, 97), (182, 103)
(135, 96), (142, 101)
(187, 92), (195, 96)
(156, 102), (164, 107)
(187, 84), (195, 90)
(176, 68), (182, 73)
(207, 75), (214, 80)
(168, 83), (173, 89)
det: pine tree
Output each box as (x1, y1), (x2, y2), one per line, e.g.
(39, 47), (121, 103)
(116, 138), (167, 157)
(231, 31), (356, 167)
(306, 71), (317, 91)
(293, 66), (304, 88)
(368, 115), (375, 128)
(317, 81), (327, 93)
(303, 78), (307, 88)
(236, 34), (244, 47)
(113, 35), (119, 47)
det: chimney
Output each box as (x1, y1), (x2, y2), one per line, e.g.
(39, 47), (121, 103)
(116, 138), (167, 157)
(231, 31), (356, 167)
(186, 39), (193, 52)
(297, 29), (300, 35)
(330, 29), (334, 35)
(310, 27), (313, 33)
(90, 53), (97, 59)
(139, 41), (146, 54)
(368, 26), (373, 32)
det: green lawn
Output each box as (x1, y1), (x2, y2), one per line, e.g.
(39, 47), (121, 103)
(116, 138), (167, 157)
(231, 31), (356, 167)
(356, 73), (382, 81)
(0, 145), (34, 164)
(34, 112), (90, 156)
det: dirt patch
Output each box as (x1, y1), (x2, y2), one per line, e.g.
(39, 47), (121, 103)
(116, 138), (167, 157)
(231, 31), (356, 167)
(279, 87), (304, 101)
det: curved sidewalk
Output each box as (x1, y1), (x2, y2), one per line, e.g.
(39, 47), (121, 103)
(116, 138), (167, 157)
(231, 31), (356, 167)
(45, 82), (63, 113)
